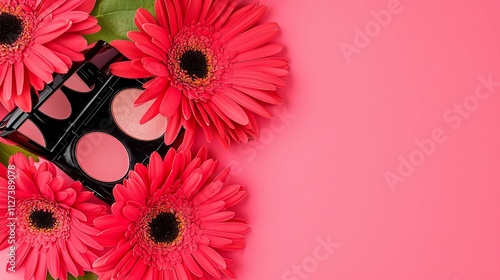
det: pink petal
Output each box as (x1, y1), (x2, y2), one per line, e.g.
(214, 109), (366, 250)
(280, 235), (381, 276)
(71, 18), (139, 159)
(53, 11), (89, 23)
(23, 53), (54, 82)
(66, 238), (90, 269)
(135, 77), (168, 105)
(165, 110), (183, 144)
(199, 0), (213, 20)
(143, 23), (171, 51)
(59, 242), (78, 275)
(135, 8), (157, 32)
(139, 93), (162, 124)
(233, 84), (282, 104)
(192, 249), (221, 278)
(198, 201), (225, 216)
(178, 118), (196, 150)
(179, 171), (202, 198)
(206, 235), (233, 247)
(190, 99), (210, 126)
(181, 95), (192, 119)
(47, 246), (61, 279)
(36, 0), (67, 19)
(182, 253), (203, 277)
(52, 34), (88, 53)
(45, 41), (86, 61)
(214, 0), (239, 28)
(200, 102), (228, 137)
(222, 87), (273, 118)
(228, 23), (280, 53)
(224, 189), (246, 208)
(174, 262), (189, 280)
(110, 61), (153, 78)
(208, 101), (235, 129)
(221, 2), (255, 30)
(112, 251), (134, 278)
(69, 17), (99, 33)
(13, 62), (24, 96)
(233, 69), (285, 88)
(136, 41), (166, 62)
(15, 82), (32, 112)
(199, 245), (227, 269)
(32, 44), (69, 73)
(27, 68), (46, 90)
(127, 30), (150, 43)
(34, 253), (48, 280)
(184, 0), (202, 24)
(203, 222), (250, 234)
(159, 86), (182, 117)
(35, 19), (72, 44)
(221, 4), (266, 40)
(73, 227), (103, 250)
(200, 211), (235, 223)
(2, 65), (12, 101)
(230, 76), (276, 91)
(236, 57), (288, 70)
(210, 94), (249, 125)
(193, 181), (223, 205)
(111, 40), (144, 60)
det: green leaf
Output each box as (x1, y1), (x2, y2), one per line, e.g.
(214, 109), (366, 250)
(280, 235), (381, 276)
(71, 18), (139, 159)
(47, 272), (98, 280)
(0, 143), (38, 166)
(86, 0), (155, 43)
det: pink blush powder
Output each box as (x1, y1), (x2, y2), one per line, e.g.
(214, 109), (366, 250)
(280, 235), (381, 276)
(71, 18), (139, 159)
(111, 88), (167, 141)
(39, 89), (71, 120)
(18, 120), (45, 147)
(75, 132), (129, 182)
(65, 73), (93, 92)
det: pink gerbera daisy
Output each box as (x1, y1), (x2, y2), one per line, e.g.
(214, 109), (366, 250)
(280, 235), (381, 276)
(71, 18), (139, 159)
(93, 147), (249, 279)
(0, 153), (107, 280)
(110, 0), (288, 148)
(0, 0), (100, 112)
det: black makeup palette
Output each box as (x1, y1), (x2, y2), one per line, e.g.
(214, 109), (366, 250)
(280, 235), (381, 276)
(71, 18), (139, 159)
(0, 41), (183, 203)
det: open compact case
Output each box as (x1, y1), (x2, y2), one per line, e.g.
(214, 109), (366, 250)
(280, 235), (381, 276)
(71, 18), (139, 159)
(0, 41), (184, 203)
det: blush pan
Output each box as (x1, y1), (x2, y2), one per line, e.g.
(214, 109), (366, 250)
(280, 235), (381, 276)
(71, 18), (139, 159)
(18, 120), (45, 147)
(39, 89), (72, 120)
(65, 72), (93, 92)
(75, 132), (129, 182)
(111, 88), (168, 141)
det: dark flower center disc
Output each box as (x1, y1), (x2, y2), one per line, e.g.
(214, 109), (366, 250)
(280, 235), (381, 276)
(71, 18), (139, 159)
(149, 212), (180, 244)
(30, 210), (57, 230)
(180, 50), (209, 79)
(0, 13), (23, 45)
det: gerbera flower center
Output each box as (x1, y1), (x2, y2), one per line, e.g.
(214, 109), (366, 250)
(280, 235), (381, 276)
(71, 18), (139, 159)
(18, 198), (71, 248)
(148, 212), (180, 244)
(167, 24), (232, 101)
(0, 13), (23, 45)
(180, 50), (209, 79)
(29, 209), (57, 230)
(0, 3), (37, 65)
(130, 194), (202, 270)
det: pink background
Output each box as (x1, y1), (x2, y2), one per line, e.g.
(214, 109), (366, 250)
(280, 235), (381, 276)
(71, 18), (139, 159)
(3, 0), (500, 279)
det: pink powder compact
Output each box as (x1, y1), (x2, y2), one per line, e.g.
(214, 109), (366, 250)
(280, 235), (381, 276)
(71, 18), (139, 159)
(0, 42), (183, 203)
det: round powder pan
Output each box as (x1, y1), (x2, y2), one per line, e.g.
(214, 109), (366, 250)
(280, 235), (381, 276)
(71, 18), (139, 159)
(74, 132), (130, 183)
(111, 88), (168, 141)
